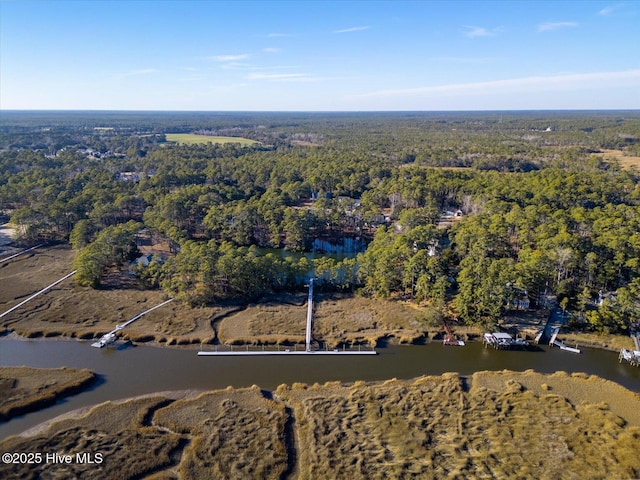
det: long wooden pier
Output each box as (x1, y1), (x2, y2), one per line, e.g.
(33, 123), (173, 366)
(0, 244), (44, 265)
(0, 270), (77, 320)
(199, 278), (377, 356)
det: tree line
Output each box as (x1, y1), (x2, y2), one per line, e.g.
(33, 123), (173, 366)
(1, 111), (639, 334)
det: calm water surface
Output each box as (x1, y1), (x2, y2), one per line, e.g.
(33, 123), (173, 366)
(1, 337), (638, 438)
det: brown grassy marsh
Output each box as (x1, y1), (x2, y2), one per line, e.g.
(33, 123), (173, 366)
(2, 372), (638, 479)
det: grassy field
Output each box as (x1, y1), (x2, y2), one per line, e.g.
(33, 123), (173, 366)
(2, 372), (639, 479)
(593, 148), (640, 170)
(0, 366), (96, 422)
(165, 133), (259, 146)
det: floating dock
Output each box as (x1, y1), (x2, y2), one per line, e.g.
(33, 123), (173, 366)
(197, 345), (377, 356)
(199, 278), (377, 356)
(483, 332), (529, 349)
(550, 339), (581, 354)
(546, 326), (581, 353)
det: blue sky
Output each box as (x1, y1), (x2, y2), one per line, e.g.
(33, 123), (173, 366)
(1, 0), (639, 111)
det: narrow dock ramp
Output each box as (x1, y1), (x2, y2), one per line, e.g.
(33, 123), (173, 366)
(91, 298), (174, 348)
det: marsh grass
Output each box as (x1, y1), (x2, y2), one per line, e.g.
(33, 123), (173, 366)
(466, 371), (640, 479)
(219, 294), (426, 347)
(0, 397), (184, 479)
(559, 331), (635, 351)
(2, 247), (429, 348)
(0, 366), (96, 421)
(473, 369), (640, 426)
(0, 246), (227, 344)
(280, 372), (640, 479)
(152, 386), (288, 480)
(2, 373), (639, 479)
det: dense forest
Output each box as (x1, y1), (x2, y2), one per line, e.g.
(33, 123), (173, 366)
(1, 110), (639, 334)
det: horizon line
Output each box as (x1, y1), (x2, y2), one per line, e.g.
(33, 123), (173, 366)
(2, 108), (640, 114)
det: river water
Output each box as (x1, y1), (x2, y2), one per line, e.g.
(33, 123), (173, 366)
(1, 337), (639, 439)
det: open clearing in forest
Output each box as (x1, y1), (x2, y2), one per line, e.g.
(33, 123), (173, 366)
(593, 148), (640, 169)
(165, 133), (259, 146)
(2, 371), (639, 479)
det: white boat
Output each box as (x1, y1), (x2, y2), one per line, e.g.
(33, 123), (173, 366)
(91, 332), (117, 348)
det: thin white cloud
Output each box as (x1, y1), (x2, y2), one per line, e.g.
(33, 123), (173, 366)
(463, 26), (503, 38)
(266, 33), (292, 38)
(354, 69), (640, 98)
(598, 3), (627, 16)
(210, 54), (250, 62)
(263, 47), (281, 53)
(538, 21), (578, 32)
(333, 26), (370, 33)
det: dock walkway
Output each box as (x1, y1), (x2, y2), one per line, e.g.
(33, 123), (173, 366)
(91, 298), (175, 348)
(199, 277), (377, 356)
(198, 345), (377, 356)
(0, 244), (44, 265)
(0, 270), (77, 320)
